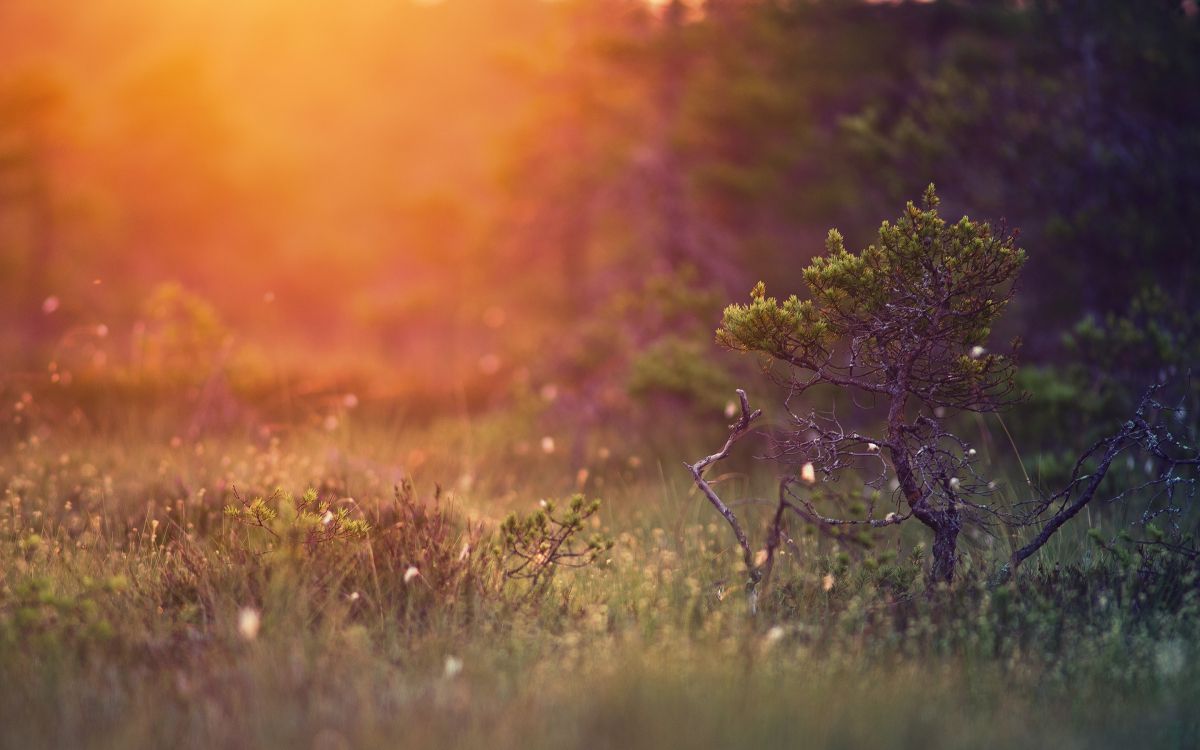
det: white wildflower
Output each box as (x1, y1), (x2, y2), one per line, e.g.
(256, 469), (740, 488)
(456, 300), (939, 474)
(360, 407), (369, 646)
(237, 607), (261, 641)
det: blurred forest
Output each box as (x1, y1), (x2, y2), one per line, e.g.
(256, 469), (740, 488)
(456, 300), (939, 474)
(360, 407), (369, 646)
(1, 0), (1197, 443)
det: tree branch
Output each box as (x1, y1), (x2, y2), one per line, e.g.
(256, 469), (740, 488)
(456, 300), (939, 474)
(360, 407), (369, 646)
(684, 389), (762, 586)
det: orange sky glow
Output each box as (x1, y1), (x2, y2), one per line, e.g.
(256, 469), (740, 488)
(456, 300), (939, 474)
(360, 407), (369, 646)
(1, 0), (670, 392)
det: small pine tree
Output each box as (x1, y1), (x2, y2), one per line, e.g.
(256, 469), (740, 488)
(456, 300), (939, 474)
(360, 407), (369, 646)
(713, 186), (1025, 584)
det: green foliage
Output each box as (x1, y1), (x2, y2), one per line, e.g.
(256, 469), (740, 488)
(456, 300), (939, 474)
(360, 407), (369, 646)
(833, 0), (1200, 337)
(0, 574), (126, 651)
(1013, 284), (1200, 467)
(1066, 285), (1200, 396)
(498, 495), (613, 589)
(137, 282), (229, 379)
(224, 487), (370, 557)
(627, 335), (735, 413)
(715, 279), (829, 356)
(718, 186), (1025, 407)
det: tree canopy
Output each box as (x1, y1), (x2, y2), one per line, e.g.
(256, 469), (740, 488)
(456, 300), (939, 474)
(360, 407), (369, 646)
(718, 186), (1025, 412)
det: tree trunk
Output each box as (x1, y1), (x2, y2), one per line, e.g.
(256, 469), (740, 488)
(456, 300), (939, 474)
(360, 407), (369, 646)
(929, 519), (960, 585)
(887, 389), (962, 585)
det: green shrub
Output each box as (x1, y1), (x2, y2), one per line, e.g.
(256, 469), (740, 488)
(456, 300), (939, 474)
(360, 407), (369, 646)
(498, 494), (613, 591)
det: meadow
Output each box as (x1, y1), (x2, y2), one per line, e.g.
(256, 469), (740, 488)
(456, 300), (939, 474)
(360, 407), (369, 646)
(3, 1), (1199, 747)
(1, 393), (1197, 750)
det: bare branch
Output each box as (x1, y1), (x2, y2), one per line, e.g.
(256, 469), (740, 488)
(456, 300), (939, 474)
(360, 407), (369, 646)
(684, 389), (762, 581)
(992, 384), (1200, 584)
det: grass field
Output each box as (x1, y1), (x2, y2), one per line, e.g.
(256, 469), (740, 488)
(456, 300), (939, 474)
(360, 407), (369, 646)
(2, 408), (1197, 750)
(3, 2), (1198, 747)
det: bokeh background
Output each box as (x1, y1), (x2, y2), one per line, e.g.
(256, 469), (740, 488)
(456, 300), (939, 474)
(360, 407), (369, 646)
(1, 0), (1197, 458)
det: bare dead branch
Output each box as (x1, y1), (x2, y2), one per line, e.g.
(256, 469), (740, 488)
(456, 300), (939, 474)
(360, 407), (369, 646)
(684, 389), (762, 583)
(992, 384), (1200, 584)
